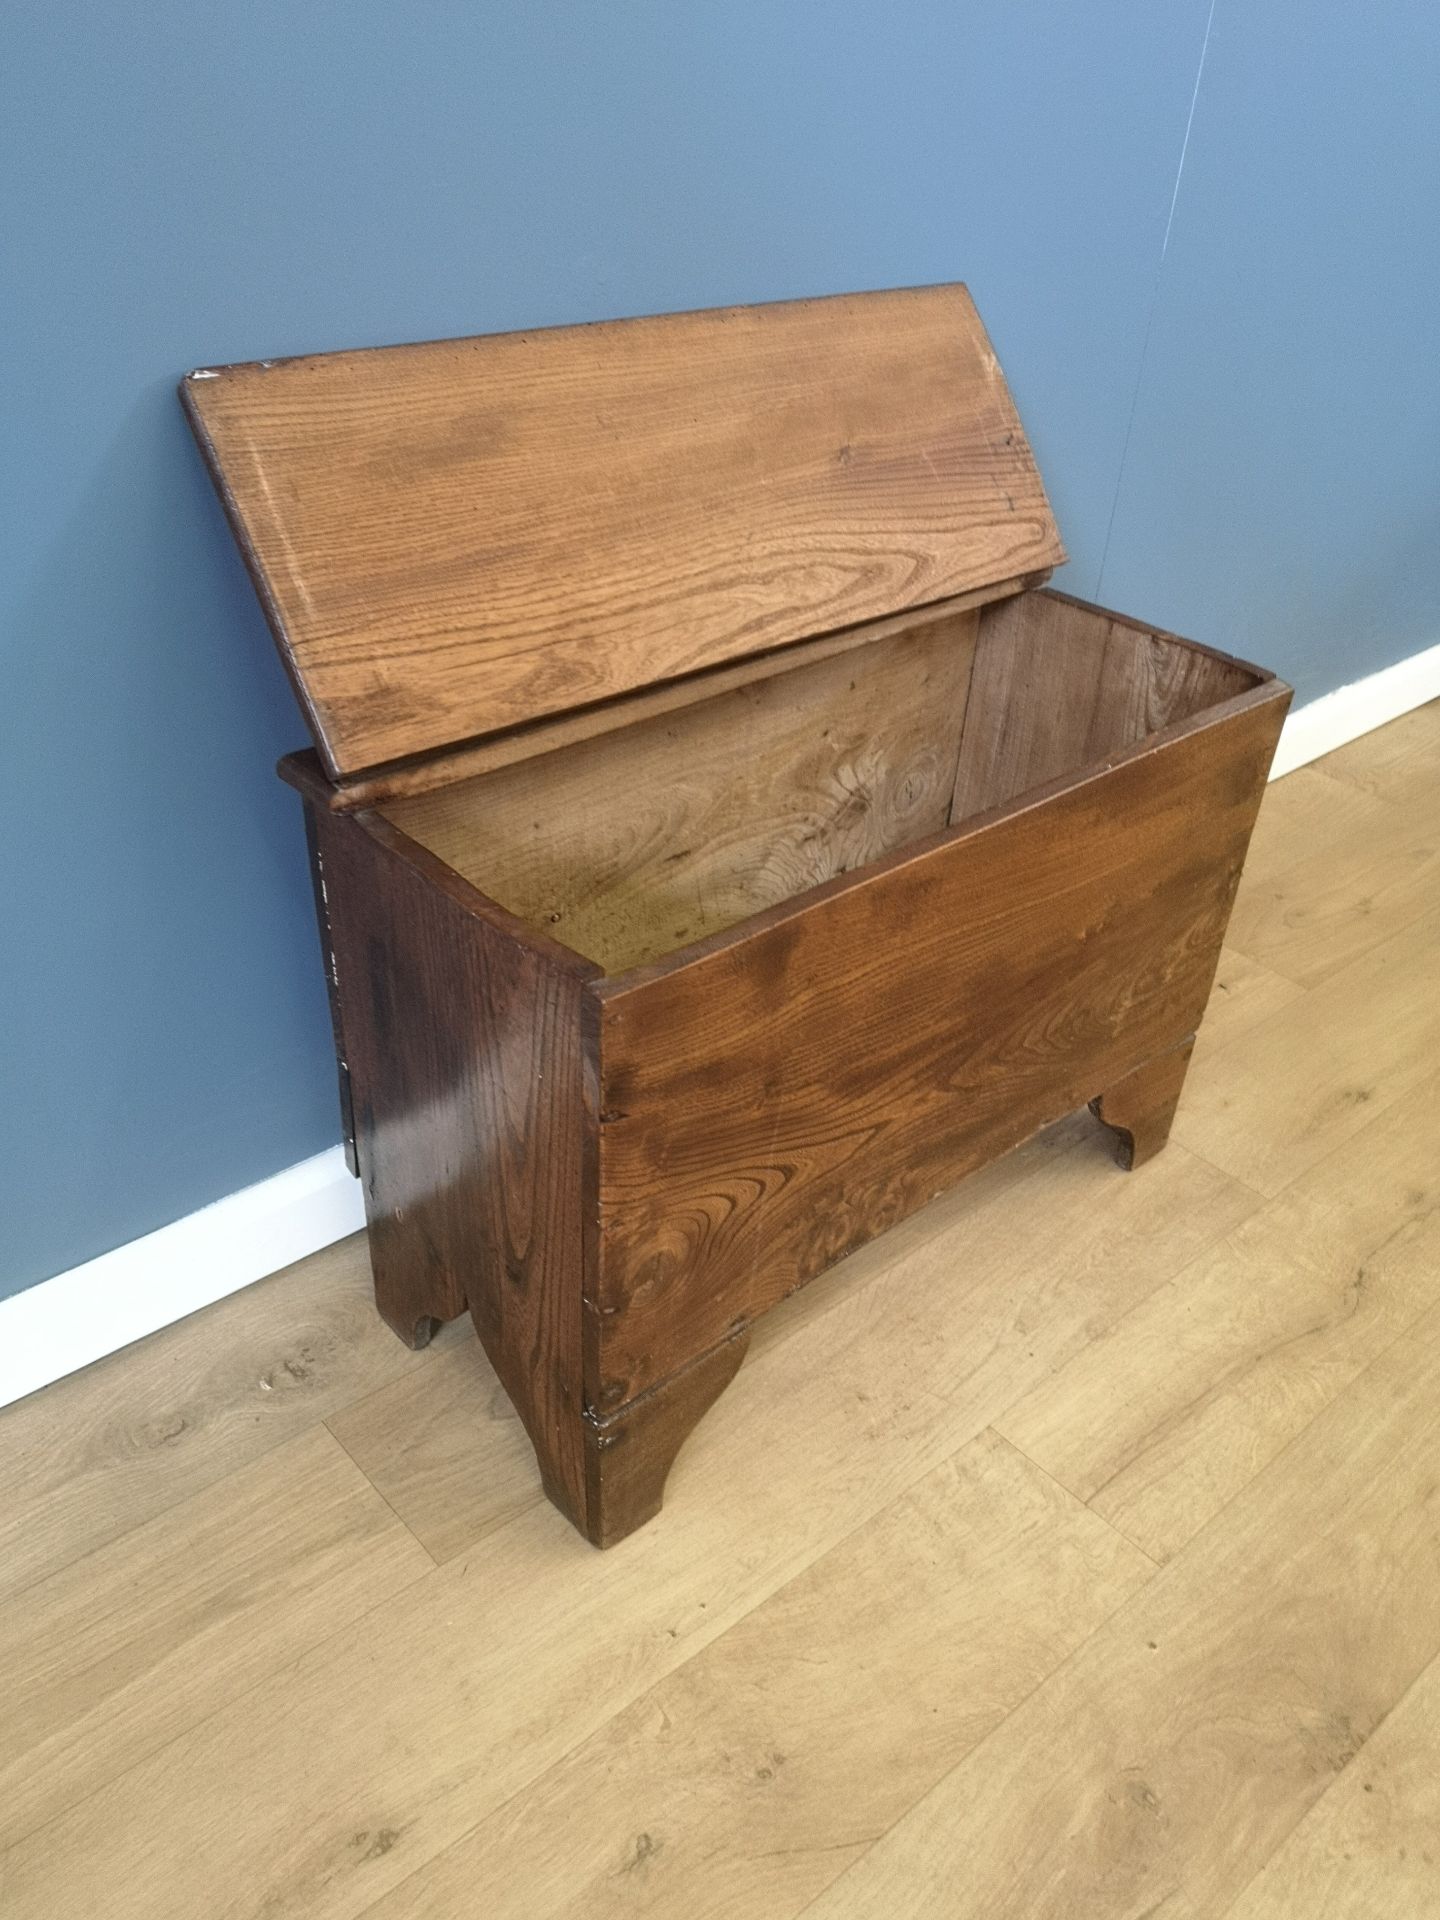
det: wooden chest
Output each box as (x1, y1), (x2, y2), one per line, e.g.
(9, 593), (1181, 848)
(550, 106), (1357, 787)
(183, 285), (1290, 1546)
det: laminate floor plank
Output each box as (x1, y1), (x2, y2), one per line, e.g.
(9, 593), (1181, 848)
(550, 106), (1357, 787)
(1172, 904), (1440, 1196)
(995, 1074), (1440, 1561)
(1194, 945), (1306, 1055)
(0, 1426), (432, 1850)
(1237, 766), (1394, 888)
(0, 1235), (444, 1606)
(1225, 780), (1439, 987)
(1318, 698), (1440, 820)
(800, 1299), (1440, 1920)
(326, 1335), (545, 1564)
(1220, 1650), (1440, 1919)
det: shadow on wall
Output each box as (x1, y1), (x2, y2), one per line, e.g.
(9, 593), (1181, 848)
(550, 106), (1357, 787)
(1, 383), (338, 1298)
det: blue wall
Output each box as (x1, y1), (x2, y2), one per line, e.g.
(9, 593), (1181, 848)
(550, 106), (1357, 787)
(4, 4), (1438, 1298)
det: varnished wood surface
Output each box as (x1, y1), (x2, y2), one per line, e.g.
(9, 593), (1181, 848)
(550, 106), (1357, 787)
(583, 1330), (751, 1549)
(303, 801), (358, 1173)
(1091, 1034), (1196, 1170)
(323, 573), (1050, 810)
(181, 285), (1064, 776)
(952, 588), (1265, 821)
(3, 707), (1437, 1920)
(592, 687), (1285, 1402)
(314, 804), (596, 1526)
(384, 606), (979, 974)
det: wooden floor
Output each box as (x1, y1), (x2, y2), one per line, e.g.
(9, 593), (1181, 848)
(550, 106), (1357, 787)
(2, 705), (1438, 1920)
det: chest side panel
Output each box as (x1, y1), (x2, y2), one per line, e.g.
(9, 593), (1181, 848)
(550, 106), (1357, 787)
(315, 806), (595, 1527)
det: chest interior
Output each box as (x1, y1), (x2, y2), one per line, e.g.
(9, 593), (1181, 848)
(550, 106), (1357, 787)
(379, 588), (1266, 978)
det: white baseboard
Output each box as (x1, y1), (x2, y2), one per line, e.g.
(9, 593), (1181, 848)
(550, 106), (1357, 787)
(1268, 641), (1440, 780)
(0, 1147), (364, 1411)
(4, 642), (1437, 1412)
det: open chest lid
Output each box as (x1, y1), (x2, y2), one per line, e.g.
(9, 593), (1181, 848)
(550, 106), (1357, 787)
(182, 283), (1065, 784)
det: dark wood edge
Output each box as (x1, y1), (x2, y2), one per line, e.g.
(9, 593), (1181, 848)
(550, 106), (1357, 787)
(277, 747), (342, 805)
(1032, 586), (1277, 687)
(293, 570), (1058, 812)
(301, 802), (359, 1176)
(578, 989), (605, 1419)
(594, 675), (1292, 1003)
(180, 380), (344, 780)
(279, 753), (602, 983)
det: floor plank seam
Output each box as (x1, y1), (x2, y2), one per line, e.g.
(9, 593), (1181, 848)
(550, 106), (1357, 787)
(1058, 1291), (1440, 1614)
(982, 1427), (1165, 1569)
(323, 1417), (445, 1568)
(1167, 1124), (1275, 1199)
(1302, 757), (1421, 804)
(793, 1306), (1440, 1919)
(784, 1548), (1182, 1920)
(0, 1504), (444, 1861)
(1225, 900), (1440, 992)
(0, 1408), (373, 1617)
(1188, 1059), (1440, 1216)
(1208, 1653), (1439, 1920)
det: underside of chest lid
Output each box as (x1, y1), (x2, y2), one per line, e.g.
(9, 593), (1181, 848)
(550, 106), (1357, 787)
(182, 282), (1065, 786)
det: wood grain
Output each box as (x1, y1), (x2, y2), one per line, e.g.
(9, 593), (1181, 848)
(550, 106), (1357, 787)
(952, 588), (1265, 821)
(323, 574), (1047, 809)
(182, 284), (1064, 776)
(0, 1426), (429, 1850)
(591, 688), (1285, 1402)
(1196, 944), (1305, 1053)
(1318, 697), (1440, 821)
(383, 608), (978, 973)
(0, 1234), (429, 1608)
(996, 1072), (1440, 1562)
(308, 1111), (1216, 1571)
(325, 1338), (545, 1563)
(314, 804), (596, 1525)
(318, 1110), (1226, 1569)
(6, 723), (1435, 1920)
(803, 1298), (1440, 1920)
(303, 801), (358, 1172)
(1225, 769), (1440, 986)
(1090, 1035), (1195, 1170)
(1173, 903), (1440, 1195)
(1222, 1650), (1440, 1918)
(583, 1330), (751, 1548)
(355, 1431), (1153, 1920)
